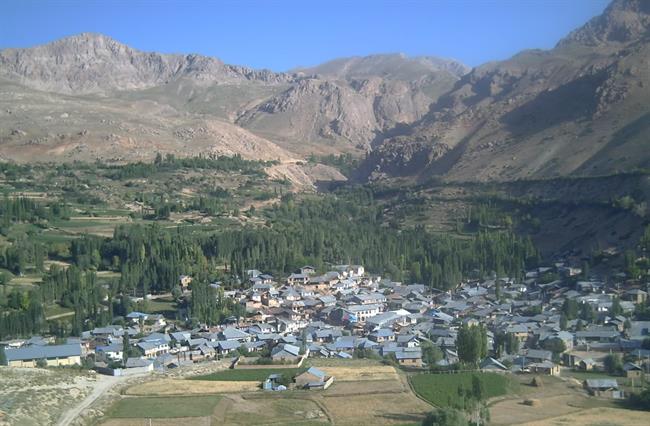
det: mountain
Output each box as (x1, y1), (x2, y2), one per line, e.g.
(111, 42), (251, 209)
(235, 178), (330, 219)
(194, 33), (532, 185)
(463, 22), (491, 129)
(0, 33), (292, 94)
(0, 34), (465, 166)
(361, 0), (650, 182)
(295, 53), (467, 84)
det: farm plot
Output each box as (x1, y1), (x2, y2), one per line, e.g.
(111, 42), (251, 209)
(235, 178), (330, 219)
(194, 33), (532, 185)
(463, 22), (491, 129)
(107, 395), (221, 418)
(488, 374), (621, 425)
(190, 367), (305, 382)
(317, 365), (399, 382)
(410, 372), (512, 408)
(321, 389), (431, 425)
(126, 379), (259, 395)
(220, 394), (328, 426)
(521, 407), (650, 426)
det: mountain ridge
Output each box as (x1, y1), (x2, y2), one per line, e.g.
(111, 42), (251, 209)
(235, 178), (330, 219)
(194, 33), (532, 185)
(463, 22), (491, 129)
(359, 0), (650, 182)
(1, 0), (648, 186)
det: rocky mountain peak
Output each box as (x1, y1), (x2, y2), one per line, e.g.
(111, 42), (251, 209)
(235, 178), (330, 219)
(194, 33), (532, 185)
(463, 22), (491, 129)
(557, 0), (650, 47)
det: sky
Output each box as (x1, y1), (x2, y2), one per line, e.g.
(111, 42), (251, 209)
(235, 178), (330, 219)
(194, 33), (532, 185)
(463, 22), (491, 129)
(1, 0), (610, 71)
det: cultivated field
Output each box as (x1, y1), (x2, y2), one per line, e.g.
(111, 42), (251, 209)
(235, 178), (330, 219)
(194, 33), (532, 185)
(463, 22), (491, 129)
(410, 372), (513, 407)
(189, 367), (306, 382)
(107, 395), (221, 418)
(487, 373), (650, 426)
(126, 379), (259, 395)
(104, 361), (430, 426)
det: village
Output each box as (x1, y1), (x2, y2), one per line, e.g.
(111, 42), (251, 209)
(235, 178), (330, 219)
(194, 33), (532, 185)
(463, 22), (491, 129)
(2, 260), (650, 401)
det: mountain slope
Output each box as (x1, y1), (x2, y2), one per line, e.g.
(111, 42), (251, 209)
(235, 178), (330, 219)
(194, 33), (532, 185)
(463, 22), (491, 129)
(0, 35), (465, 160)
(360, 0), (650, 182)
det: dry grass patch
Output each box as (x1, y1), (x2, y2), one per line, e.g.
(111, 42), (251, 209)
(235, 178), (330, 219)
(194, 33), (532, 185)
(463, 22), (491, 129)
(324, 379), (405, 396)
(318, 365), (399, 382)
(125, 379), (259, 396)
(222, 395), (328, 425)
(521, 407), (650, 426)
(322, 392), (430, 425)
(102, 417), (211, 426)
(0, 367), (96, 425)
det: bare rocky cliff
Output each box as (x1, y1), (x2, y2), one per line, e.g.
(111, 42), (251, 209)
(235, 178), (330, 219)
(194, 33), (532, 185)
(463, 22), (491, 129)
(360, 0), (650, 182)
(0, 34), (464, 162)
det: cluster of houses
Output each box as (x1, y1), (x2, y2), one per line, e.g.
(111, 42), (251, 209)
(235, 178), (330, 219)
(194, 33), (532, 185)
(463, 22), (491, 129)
(2, 262), (650, 397)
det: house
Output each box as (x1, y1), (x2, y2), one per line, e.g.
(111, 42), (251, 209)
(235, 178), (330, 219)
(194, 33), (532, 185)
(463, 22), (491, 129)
(263, 374), (287, 391)
(216, 340), (241, 355)
(271, 343), (303, 362)
(4, 343), (82, 368)
(529, 361), (560, 376)
(525, 349), (553, 363)
(395, 347), (422, 367)
(300, 266), (316, 276)
(346, 304), (381, 323)
(318, 295), (337, 307)
(480, 357), (508, 372)
(584, 379), (623, 399)
(179, 275), (193, 289)
(219, 327), (251, 342)
(623, 289), (648, 305)
(578, 358), (597, 371)
(287, 273), (309, 285)
(137, 340), (169, 358)
(623, 362), (644, 379)
(96, 343), (123, 362)
(294, 367), (333, 389)
(351, 293), (387, 305)
(396, 334), (420, 348)
(369, 329), (395, 343)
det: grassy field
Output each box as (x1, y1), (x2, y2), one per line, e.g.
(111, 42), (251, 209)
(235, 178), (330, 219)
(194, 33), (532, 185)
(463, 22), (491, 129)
(107, 396), (221, 418)
(410, 372), (512, 407)
(189, 367), (306, 382)
(44, 303), (75, 319)
(145, 298), (178, 318)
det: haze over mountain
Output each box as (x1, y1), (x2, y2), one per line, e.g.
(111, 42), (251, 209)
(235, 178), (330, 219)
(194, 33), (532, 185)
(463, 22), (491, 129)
(0, 0), (648, 185)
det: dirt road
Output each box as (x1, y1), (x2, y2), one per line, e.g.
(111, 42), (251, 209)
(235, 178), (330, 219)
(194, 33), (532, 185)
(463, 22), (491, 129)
(55, 374), (129, 426)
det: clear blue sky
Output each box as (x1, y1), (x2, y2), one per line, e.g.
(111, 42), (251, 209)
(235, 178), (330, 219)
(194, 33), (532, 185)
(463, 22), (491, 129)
(1, 0), (610, 71)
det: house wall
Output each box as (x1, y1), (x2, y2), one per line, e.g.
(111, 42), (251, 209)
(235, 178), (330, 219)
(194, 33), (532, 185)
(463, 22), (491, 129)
(626, 370), (643, 379)
(398, 358), (422, 367)
(8, 355), (81, 368)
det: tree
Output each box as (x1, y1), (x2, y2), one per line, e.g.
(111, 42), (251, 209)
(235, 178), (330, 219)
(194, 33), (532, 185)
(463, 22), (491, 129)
(0, 345), (6, 366)
(122, 331), (130, 367)
(421, 340), (443, 368)
(627, 386), (650, 410)
(642, 338), (650, 350)
(604, 353), (623, 375)
(457, 324), (487, 365)
(560, 314), (568, 331)
(562, 299), (579, 320)
(579, 302), (595, 323)
(541, 337), (566, 354)
(610, 297), (623, 316)
(472, 375), (485, 402)
(422, 408), (467, 426)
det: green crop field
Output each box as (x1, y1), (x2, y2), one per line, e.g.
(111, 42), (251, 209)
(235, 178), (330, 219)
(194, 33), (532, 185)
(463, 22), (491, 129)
(190, 367), (306, 382)
(410, 372), (512, 407)
(108, 395), (221, 418)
